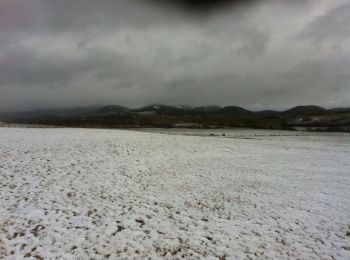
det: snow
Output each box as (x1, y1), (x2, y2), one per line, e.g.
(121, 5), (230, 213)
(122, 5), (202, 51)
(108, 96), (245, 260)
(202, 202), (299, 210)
(0, 127), (349, 259)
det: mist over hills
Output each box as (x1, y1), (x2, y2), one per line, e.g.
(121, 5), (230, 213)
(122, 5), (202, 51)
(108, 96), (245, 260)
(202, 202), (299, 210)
(1, 104), (349, 132)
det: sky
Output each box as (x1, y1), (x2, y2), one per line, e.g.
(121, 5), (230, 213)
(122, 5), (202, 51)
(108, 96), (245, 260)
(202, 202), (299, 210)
(0, 0), (349, 112)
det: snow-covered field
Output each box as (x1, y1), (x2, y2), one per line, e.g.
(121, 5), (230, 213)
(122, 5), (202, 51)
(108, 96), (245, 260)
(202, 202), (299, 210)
(0, 127), (349, 259)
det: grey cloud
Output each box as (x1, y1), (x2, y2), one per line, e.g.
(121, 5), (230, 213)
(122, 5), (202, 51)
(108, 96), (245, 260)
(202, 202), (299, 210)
(0, 0), (348, 112)
(0, 43), (117, 88)
(236, 29), (269, 58)
(300, 1), (350, 44)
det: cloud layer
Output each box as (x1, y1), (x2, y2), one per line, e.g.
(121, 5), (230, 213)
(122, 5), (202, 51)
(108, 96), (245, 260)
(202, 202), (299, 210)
(0, 0), (349, 111)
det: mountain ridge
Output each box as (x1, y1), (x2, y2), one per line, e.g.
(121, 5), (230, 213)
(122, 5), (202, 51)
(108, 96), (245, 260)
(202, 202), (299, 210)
(1, 104), (349, 132)
(1, 104), (349, 118)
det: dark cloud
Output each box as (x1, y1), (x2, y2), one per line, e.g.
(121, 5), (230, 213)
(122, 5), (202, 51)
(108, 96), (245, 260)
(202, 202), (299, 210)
(146, 0), (258, 13)
(0, 0), (349, 112)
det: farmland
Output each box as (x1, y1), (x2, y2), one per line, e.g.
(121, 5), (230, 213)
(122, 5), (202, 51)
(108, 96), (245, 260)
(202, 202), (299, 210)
(0, 128), (349, 259)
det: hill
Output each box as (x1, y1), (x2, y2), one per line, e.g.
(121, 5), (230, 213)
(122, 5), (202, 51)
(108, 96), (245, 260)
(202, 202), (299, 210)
(96, 105), (130, 114)
(216, 106), (253, 116)
(1, 104), (349, 132)
(284, 105), (327, 115)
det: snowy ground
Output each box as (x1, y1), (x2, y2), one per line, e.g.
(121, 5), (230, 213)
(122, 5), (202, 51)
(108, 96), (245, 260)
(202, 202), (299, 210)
(0, 127), (349, 259)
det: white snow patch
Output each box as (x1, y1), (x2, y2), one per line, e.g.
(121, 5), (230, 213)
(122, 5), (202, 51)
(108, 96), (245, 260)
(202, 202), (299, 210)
(0, 127), (349, 259)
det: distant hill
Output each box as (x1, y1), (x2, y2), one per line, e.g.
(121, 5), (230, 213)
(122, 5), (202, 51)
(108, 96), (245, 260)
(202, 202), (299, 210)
(328, 107), (350, 113)
(284, 106), (327, 115)
(0, 106), (98, 121)
(134, 104), (250, 116)
(96, 105), (130, 114)
(217, 106), (253, 116)
(256, 110), (281, 116)
(134, 104), (183, 115)
(193, 105), (222, 112)
(1, 104), (349, 132)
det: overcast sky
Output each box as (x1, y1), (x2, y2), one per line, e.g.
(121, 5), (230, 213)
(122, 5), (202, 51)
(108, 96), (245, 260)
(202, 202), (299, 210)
(0, 0), (349, 112)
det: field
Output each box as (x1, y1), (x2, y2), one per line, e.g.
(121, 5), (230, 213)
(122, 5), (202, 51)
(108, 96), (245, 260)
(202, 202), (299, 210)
(0, 127), (349, 259)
